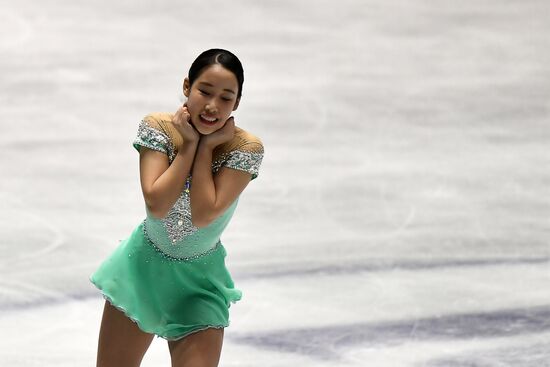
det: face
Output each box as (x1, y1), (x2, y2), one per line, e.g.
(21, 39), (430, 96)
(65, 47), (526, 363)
(183, 64), (240, 135)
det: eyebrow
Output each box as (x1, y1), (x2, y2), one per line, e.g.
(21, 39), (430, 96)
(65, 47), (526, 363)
(198, 82), (236, 94)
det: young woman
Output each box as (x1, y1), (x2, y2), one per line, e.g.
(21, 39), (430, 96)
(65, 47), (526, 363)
(89, 49), (264, 367)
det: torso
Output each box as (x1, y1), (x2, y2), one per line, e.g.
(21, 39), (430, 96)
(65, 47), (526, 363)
(135, 112), (264, 260)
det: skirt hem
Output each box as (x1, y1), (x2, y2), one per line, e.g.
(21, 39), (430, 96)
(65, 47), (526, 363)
(90, 276), (228, 341)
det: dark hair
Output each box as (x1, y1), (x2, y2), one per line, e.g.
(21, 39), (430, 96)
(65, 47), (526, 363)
(188, 49), (244, 99)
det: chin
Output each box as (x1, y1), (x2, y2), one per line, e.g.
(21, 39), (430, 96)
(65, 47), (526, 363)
(198, 129), (217, 136)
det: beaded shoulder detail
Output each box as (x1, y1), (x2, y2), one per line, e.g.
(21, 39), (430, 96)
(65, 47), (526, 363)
(133, 113), (182, 163)
(212, 128), (264, 179)
(133, 113), (264, 178)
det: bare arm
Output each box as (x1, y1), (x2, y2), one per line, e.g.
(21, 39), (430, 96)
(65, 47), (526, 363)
(139, 106), (200, 218)
(190, 139), (252, 227)
(139, 142), (198, 218)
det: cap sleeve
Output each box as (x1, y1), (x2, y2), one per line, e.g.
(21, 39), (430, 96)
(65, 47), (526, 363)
(132, 115), (171, 156)
(222, 139), (264, 180)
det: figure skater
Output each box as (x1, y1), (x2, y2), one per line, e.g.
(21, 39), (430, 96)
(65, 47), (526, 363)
(89, 48), (263, 367)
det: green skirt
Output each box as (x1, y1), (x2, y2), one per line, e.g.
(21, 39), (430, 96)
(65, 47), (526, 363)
(89, 223), (242, 340)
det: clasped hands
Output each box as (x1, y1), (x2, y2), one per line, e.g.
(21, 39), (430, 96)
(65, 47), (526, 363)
(172, 104), (235, 150)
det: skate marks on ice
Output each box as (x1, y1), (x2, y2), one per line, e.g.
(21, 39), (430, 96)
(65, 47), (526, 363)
(230, 304), (550, 361)
(424, 342), (550, 367)
(235, 255), (550, 280)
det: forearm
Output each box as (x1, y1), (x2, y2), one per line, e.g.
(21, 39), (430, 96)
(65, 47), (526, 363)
(190, 142), (218, 227)
(146, 142), (197, 218)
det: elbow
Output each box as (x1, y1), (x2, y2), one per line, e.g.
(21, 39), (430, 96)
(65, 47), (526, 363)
(192, 219), (211, 228)
(143, 192), (169, 219)
(145, 202), (169, 219)
(191, 207), (218, 228)
(191, 215), (216, 228)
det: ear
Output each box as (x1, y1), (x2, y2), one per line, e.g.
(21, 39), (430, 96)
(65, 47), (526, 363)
(183, 78), (191, 98)
(232, 97), (240, 111)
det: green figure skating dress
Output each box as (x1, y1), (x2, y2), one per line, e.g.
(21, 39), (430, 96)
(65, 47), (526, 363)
(89, 113), (263, 340)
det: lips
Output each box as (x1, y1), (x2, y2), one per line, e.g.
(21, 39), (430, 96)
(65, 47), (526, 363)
(199, 113), (218, 125)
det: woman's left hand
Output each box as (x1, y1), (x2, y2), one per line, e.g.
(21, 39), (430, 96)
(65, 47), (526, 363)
(202, 117), (235, 149)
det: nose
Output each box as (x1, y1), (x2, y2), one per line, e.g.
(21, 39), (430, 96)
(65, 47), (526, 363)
(205, 103), (217, 114)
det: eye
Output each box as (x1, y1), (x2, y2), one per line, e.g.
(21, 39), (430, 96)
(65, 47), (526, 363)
(222, 97), (232, 102)
(199, 89), (210, 96)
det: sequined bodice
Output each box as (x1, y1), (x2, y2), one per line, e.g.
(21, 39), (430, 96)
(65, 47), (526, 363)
(143, 190), (239, 260)
(132, 113), (264, 260)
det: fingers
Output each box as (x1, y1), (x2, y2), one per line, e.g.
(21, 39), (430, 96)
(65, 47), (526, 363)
(180, 103), (191, 123)
(182, 107), (190, 122)
(175, 106), (190, 123)
(225, 116), (235, 127)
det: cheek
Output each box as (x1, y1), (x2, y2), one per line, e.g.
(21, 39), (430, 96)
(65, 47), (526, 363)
(222, 102), (236, 114)
(185, 98), (199, 115)
(218, 111), (232, 123)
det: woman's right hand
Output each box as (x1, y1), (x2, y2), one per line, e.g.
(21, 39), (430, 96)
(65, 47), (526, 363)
(172, 105), (200, 145)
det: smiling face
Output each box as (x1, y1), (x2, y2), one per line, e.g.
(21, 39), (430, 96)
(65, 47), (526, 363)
(183, 64), (240, 135)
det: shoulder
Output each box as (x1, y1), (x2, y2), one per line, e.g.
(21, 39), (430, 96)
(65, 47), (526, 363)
(142, 112), (174, 130)
(213, 126), (264, 179)
(235, 126), (263, 147)
(217, 126), (264, 155)
(140, 112), (183, 148)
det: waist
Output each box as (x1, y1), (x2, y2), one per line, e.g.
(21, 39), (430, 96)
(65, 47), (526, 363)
(142, 199), (238, 260)
(142, 219), (221, 260)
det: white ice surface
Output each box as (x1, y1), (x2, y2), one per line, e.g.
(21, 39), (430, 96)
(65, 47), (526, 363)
(1, 0), (549, 366)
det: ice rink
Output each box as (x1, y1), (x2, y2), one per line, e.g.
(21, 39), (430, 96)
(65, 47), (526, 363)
(1, 0), (549, 366)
